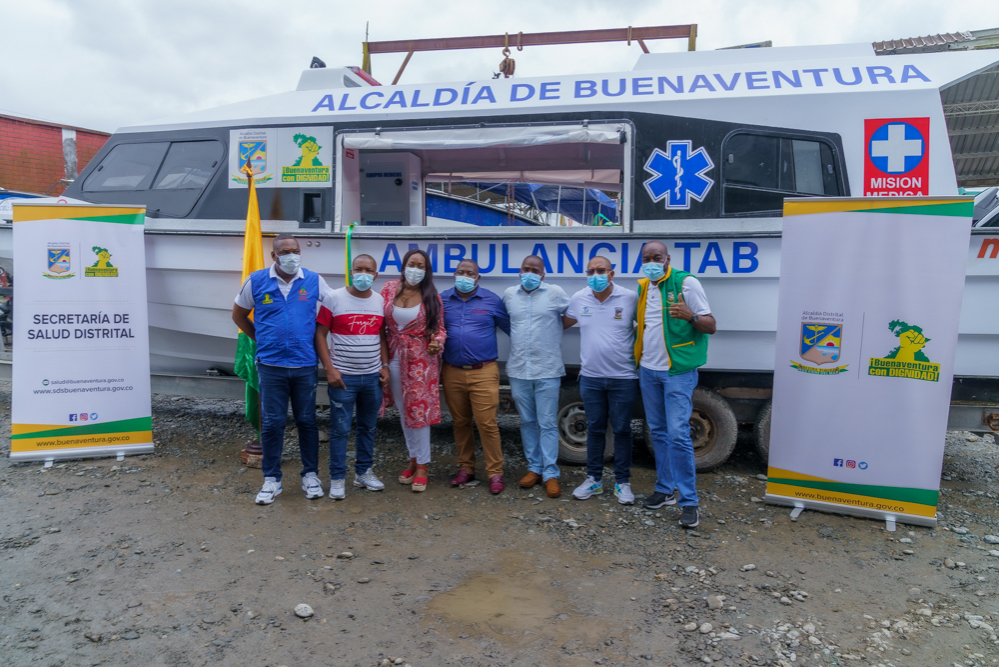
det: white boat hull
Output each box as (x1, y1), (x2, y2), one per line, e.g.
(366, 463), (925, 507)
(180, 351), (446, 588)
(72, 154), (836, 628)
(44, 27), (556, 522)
(2, 225), (995, 379)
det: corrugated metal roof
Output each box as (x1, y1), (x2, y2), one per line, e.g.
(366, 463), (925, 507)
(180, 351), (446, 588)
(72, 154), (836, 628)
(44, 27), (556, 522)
(944, 62), (999, 186)
(876, 28), (999, 186)
(873, 31), (976, 54)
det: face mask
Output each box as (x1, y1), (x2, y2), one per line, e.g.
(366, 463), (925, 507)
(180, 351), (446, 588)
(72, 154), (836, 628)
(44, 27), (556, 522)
(455, 276), (477, 293)
(520, 272), (541, 291)
(404, 267), (425, 285)
(587, 273), (609, 292)
(642, 262), (666, 282)
(277, 253), (301, 274)
(352, 272), (374, 291)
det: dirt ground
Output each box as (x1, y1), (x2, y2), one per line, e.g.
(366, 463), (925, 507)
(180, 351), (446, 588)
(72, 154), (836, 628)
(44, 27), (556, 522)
(1, 381), (998, 667)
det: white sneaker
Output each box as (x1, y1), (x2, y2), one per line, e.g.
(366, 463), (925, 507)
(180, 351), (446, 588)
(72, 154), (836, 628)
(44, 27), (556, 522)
(329, 478), (346, 500)
(572, 476), (603, 500)
(302, 473), (324, 499)
(255, 477), (282, 505)
(354, 469), (385, 491)
(614, 483), (635, 505)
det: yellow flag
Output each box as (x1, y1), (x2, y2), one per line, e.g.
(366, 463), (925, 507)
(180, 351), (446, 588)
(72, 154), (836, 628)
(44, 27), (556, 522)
(241, 164), (265, 284)
(235, 162), (265, 432)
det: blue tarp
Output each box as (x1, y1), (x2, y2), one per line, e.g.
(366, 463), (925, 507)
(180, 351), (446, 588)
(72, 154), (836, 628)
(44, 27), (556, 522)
(466, 182), (618, 225)
(426, 193), (541, 227)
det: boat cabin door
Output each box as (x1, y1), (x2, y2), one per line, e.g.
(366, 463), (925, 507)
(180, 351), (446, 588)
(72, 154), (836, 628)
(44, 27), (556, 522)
(359, 152), (423, 226)
(335, 145), (423, 229)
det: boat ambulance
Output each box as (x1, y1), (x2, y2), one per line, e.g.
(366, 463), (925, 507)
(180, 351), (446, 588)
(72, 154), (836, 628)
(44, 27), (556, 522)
(3, 43), (998, 468)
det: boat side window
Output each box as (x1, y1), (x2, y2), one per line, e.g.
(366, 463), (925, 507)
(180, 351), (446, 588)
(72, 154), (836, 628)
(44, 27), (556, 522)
(80, 140), (224, 217)
(83, 143), (169, 192)
(722, 132), (842, 216)
(725, 134), (778, 190)
(153, 142), (225, 190)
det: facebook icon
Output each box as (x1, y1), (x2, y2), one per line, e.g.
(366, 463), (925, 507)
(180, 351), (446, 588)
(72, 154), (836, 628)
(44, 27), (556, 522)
(68, 414), (78, 422)
(833, 458), (844, 467)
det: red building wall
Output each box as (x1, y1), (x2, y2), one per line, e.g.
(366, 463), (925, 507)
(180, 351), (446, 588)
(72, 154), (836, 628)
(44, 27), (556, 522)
(0, 115), (110, 196)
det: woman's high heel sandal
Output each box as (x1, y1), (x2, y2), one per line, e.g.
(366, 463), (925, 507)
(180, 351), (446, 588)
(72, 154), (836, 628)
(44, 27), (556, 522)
(398, 458), (417, 484)
(412, 465), (429, 493)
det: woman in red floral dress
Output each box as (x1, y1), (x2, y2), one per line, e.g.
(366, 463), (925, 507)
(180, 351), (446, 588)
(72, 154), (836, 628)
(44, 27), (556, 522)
(381, 249), (446, 492)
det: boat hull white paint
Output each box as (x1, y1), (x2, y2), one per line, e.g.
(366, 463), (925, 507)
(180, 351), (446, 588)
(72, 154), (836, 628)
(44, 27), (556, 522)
(1, 226), (995, 379)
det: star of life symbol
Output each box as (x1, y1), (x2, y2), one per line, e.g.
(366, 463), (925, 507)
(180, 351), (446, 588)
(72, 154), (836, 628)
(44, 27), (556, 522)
(643, 141), (715, 210)
(869, 122), (924, 174)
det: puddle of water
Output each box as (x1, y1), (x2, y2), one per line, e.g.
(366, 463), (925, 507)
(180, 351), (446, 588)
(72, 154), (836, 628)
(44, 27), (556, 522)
(425, 551), (608, 647)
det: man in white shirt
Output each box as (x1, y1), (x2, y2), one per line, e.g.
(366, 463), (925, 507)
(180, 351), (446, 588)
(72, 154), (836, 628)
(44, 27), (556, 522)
(563, 256), (639, 505)
(635, 241), (716, 529)
(502, 255), (570, 499)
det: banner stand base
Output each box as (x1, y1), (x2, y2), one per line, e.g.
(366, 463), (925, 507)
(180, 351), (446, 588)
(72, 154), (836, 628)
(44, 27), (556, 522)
(10, 444), (154, 465)
(766, 493), (936, 529)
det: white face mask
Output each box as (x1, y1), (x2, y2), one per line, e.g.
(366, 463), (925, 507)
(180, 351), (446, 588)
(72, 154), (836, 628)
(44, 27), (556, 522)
(404, 267), (425, 285)
(277, 253), (301, 274)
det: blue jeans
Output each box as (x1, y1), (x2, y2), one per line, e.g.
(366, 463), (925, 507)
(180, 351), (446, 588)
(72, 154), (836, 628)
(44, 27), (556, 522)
(258, 363), (319, 482)
(327, 372), (383, 480)
(579, 375), (637, 484)
(640, 366), (699, 507)
(510, 377), (562, 481)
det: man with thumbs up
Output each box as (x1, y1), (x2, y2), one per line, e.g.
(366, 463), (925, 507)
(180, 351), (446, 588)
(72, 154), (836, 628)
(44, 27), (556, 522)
(635, 241), (716, 528)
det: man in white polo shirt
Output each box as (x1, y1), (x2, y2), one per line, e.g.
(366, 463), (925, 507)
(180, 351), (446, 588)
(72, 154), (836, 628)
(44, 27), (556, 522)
(563, 255), (639, 505)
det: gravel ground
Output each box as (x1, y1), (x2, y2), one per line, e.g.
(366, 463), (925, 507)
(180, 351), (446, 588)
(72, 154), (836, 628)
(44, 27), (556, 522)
(1, 381), (998, 667)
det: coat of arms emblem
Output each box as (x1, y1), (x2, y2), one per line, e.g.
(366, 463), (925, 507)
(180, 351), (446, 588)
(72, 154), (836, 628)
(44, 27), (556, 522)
(800, 323), (841, 366)
(239, 141), (267, 174)
(44, 244), (74, 279)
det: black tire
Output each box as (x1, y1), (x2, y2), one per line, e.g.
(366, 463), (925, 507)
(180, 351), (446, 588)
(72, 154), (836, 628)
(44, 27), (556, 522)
(754, 398), (772, 466)
(643, 387), (738, 471)
(556, 385), (614, 466)
(691, 388), (738, 471)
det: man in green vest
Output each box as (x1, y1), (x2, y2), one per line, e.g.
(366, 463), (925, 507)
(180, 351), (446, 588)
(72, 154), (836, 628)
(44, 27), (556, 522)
(635, 241), (716, 528)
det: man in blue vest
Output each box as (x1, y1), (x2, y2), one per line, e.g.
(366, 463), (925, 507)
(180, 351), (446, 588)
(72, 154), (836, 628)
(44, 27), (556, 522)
(232, 234), (332, 505)
(635, 241), (716, 528)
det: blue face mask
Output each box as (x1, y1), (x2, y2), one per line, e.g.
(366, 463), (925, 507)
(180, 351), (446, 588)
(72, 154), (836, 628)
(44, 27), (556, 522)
(642, 262), (666, 282)
(520, 272), (542, 291)
(455, 276), (477, 293)
(587, 273), (609, 292)
(352, 272), (374, 291)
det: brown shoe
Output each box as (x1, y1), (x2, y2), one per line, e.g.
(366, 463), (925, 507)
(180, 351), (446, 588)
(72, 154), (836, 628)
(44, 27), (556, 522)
(544, 478), (562, 498)
(519, 471), (542, 488)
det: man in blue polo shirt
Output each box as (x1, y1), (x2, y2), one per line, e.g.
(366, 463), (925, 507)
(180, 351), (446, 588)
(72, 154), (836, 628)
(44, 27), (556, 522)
(441, 259), (511, 494)
(232, 234), (331, 505)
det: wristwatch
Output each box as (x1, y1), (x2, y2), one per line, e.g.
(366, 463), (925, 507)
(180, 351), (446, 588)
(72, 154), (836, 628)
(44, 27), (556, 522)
(690, 314), (699, 324)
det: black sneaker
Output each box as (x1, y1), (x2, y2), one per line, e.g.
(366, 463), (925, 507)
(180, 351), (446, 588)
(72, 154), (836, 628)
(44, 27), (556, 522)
(679, 506), (700, 528)
(642, 491), (677, 509)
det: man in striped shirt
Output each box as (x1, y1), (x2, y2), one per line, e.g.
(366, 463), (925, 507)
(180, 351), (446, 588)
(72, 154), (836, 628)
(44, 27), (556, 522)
(315, 254), (390, 499)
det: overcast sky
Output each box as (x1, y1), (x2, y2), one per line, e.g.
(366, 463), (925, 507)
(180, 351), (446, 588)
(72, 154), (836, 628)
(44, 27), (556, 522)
(1, 0), (995, 133)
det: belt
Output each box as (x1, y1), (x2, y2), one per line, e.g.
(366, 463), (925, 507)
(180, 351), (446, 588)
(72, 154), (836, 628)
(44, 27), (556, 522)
(447, 359), (496, 371)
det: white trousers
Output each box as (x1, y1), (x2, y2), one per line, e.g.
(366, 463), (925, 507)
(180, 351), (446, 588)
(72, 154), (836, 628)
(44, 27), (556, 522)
(389, 356), (432, 464)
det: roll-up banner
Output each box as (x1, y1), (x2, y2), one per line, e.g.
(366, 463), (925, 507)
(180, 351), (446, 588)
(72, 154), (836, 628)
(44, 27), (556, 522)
(766, 197), (973, 528)
(10, 204), (153, 462)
